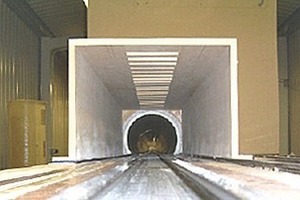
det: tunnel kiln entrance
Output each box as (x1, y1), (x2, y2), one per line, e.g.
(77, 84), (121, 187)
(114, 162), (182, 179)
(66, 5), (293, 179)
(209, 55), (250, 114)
(123, 110), (182, 155)
(67, 38), (239, 162)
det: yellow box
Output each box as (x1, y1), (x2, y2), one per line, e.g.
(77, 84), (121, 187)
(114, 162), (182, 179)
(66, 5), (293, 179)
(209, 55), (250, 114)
(8, 100), (47, 168)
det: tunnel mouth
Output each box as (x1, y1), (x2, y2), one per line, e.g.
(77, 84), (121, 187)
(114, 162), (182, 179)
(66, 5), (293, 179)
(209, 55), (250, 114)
(127, 114), (177, 154)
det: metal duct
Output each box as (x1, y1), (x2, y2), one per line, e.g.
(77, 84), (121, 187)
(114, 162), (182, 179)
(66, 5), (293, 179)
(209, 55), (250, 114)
(128, 115), (177, 154)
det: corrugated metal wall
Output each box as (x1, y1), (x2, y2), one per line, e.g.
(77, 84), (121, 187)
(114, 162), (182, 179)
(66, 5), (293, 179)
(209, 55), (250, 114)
(278, 0), (300, 26)
(278, 37), (289, 155)
(288, 27), (300, 155)
(52, 50), (68, 156)
(26, 0), (87, 37)
(0, 1), (40, 169)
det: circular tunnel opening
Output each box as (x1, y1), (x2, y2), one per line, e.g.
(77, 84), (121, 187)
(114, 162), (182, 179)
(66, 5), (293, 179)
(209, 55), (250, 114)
(128, 114), (177, 154)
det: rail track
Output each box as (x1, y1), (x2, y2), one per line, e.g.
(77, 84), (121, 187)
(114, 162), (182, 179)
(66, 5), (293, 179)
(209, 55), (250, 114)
(2, 154), (300, 199)
(178, 154), (300, 175)
(91, 154), (239, 200)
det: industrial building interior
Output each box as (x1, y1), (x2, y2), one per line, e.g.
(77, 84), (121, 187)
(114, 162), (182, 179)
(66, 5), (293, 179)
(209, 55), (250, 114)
(1, 0), (300, 199)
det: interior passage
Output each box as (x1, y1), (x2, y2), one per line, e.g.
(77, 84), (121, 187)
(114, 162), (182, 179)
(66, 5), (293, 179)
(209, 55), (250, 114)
(128, 115), (177, 154)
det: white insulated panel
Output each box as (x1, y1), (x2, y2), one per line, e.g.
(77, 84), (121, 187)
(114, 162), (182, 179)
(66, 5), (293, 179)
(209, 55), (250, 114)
(68, 49), (123, 161)
(183, 48), (231, 157)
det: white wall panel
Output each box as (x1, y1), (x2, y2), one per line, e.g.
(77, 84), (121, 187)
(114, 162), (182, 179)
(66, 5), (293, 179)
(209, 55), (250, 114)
(182, 48), (231, 157)
(67, 49), (123, 161)
(0, 2), (40, 169)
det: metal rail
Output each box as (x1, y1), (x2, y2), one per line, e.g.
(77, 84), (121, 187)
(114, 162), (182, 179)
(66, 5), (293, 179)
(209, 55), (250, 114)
(254, 154), (300, 164)
(8, 154), (291, 199)
(90, 154), (240, 200)
(159, 155), (239, 200)
(90, 156), (145, 199)
(179, 154), (300, 175)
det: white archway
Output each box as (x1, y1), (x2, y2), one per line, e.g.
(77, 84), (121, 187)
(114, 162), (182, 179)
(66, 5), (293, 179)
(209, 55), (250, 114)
(123, 110), (182, 155)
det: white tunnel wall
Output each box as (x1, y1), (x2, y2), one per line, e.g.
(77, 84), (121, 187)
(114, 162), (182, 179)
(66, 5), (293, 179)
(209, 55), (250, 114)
(68, 38), (238, 161)
(182, 50), (231, 157)
(68, 50), (123, 161)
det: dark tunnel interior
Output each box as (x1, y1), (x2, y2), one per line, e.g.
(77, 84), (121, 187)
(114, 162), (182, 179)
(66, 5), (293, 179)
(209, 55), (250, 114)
(128, 115), (177, 154)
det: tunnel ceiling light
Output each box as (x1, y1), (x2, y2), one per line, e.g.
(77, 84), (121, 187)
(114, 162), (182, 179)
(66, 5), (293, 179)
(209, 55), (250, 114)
(134, 80), (172, 85)
(133, 78), (173, 82)
(138, 97), (167, 101)
(137, 90), (168, 93)
(132, 77), (173, 80)
(139, 100), (165, 103)
(139, 103), (165, 106)
(134, 81), (171, 84)
(140, 104), (165, 106)
(126, 52), (179, 56)
(137, 90), (169, 93)
(140, 105), (165, 110)
(130, 67), (175, 70)
(127, 57), (178, 62)
(139, 98), (166, 101)
(134, 81), (172, 85)
(140, 101), (166, 103)
(133, 81), (172, 85)
(138, 94), (167, 96)
(136, 86), (169, 91)
(138, 99), (167, 102)
(139, 100), (165, 102)
(137, 93), (169, 97)
(137, 93), (167, 96)
(140, 102), (165, 106)
(137, 90), (169, 94)
(136, 91), (169, 95)
(135, 84), (170, 88)
(132, 74), (173, 78)
(128, 62), (177, 66)
(136, 90), (169, 94)
(126, 51), (178, 108)
(131, 71), (174, 74)
(137, 94), (167, 97)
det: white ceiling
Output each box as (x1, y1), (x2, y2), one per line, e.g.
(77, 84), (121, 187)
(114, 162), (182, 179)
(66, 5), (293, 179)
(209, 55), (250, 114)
(78, 45), (229, 110)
